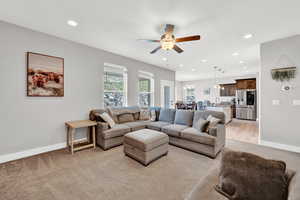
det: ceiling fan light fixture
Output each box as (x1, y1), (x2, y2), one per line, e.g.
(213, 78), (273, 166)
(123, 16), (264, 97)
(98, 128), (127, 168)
(160, 34), (175, 50)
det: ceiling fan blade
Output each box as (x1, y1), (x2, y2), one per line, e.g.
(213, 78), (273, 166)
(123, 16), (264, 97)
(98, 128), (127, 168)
(150, 46), (161, 54)
(173, 45), (184, 53)
(165, 24), (175, 34)
(176, 35), (201, 43)
(138, 39), (160, 43)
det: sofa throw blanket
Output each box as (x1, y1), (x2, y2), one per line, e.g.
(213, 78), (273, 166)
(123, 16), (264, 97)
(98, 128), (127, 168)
(215, 148), (288, 200)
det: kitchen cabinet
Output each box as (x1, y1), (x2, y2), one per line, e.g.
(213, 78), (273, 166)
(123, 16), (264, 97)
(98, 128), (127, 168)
(236, 79), (256, 89)
(220, 84), (236, 96)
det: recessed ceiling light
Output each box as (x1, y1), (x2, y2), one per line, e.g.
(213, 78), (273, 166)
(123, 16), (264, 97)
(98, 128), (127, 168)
(67, 20), (78, 27)
(179, 64), (183, 67)
(239, 61), (244, 64)
(191, 68), (196, 72)
(232, 52), (239, 56)
(201, 59), (207, 63)
(162, 57), (167, 61)
(243, 34), (253, 39)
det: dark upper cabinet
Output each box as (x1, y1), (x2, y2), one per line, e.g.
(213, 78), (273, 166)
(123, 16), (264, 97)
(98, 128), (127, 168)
(236, 79), (256, 89)
(220, 84), (236, 96)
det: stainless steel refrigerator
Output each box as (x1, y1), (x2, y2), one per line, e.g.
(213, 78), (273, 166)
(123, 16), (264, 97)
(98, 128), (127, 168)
(236, 89), (257, 120)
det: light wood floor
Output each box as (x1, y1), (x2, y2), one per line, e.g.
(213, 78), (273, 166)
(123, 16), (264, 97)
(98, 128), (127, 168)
(226, 119), (259, 144)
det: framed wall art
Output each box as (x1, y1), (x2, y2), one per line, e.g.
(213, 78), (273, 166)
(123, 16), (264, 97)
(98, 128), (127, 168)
(27, 52), (64, 97)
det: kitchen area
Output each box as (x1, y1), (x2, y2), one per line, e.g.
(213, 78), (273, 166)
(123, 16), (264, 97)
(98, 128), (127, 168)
(194, 78), (257, 123)
(178, 77), (259, 144)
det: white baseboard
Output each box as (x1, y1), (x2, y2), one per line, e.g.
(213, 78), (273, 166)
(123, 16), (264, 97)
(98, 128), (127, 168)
(0, 142), (66, 164)
(260, 140), (300, 153)
(0, 138), (87, 164)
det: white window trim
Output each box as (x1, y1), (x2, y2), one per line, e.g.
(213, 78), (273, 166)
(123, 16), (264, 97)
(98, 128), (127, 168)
(103, 63), (128, 107)
(183, 85), (195, 102)
(138, 71), (154, 107)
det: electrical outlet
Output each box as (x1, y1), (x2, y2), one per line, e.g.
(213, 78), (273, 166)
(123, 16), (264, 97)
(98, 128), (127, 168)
(272, 100), (280, 105)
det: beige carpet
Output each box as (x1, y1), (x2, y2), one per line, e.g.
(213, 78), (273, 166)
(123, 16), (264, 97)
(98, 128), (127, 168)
(1, 140), (299, 200)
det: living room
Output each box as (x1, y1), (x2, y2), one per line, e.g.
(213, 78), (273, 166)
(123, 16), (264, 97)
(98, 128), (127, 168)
(0, 1), (300, 200)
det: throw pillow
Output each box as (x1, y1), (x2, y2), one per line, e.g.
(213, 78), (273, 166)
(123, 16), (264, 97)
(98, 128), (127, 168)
(195, 118), (209, 132)
(206, 115), (221, 132)
(99, 112), (115, 128)
(150, 110), (156, 121)
(215, 148), (288, 200)
(133, 112), (140, 120)
(140, 110), (151, 120)
(106, 107), (119, 123)
(118, 113), (134, 123)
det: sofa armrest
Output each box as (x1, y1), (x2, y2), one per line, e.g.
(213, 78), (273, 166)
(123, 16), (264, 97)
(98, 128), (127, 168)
(96, 122), (109, 132)
(288, 173), (300, 200)
(209, 124), (226, 154)
(208, 124), (225, 138)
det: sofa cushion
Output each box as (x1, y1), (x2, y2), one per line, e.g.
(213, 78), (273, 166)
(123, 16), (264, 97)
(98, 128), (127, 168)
(149, 107), (161, 121)
(159, 108), (176, 123)
(193, 110), (225, 127)
(101, 124), (131, 139)
(133, 112), (140, 120)
(194, 118), (209, 132)
(147, 121), (171, 131)
(174, 110), (194, 126)
(140, 110), (151, 120)
(124, 129), (169, 151)
(181, 128), (215, 146)
(162, 124), (189, 137)
(215, 149), (289, 200)
(123, 121), (150, 131)
(100, 112), (116, 128)
(117, 113), (135, 123)
(107, 106), (141, 123)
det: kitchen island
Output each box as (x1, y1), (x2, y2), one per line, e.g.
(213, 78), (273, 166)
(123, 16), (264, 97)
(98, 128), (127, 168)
(206, 105), (232, 124)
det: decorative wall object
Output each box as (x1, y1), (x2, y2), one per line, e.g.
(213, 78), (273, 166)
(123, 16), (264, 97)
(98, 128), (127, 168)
(27, 52), (64, 96)
(271, 67), (296, 82)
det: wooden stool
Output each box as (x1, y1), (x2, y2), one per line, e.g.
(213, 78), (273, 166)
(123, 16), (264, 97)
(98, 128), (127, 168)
(65, 120), (97, 154)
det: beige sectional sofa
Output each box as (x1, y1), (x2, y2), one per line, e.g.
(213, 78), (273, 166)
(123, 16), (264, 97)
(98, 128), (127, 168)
(89, 106), (226, 158)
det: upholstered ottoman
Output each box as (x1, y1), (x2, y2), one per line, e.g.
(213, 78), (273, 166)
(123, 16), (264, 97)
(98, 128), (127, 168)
(123, 129), (169, 166)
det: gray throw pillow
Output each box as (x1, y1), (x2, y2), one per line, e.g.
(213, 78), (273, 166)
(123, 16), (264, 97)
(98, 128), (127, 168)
(174, 110), (194, 126)
(215, 148), (288, 200)
(194, 118), (209, 132)
(159, 109), (176, 123)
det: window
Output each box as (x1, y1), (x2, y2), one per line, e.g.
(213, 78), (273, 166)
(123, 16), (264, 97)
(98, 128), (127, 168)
(104, 63), (127, 107)
(138, 71), (154, 107)
(184, 85), (195, 102)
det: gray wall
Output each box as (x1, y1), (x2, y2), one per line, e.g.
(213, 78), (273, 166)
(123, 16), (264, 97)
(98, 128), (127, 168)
(0, 21), (175, 156)
(260, 35), (300, 147)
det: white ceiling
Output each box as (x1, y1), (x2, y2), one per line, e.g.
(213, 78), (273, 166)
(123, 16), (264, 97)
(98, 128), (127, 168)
(0, 0), (300, 81)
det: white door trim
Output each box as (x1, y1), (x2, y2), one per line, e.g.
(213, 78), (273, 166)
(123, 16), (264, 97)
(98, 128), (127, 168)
(160, 80), (175, 108)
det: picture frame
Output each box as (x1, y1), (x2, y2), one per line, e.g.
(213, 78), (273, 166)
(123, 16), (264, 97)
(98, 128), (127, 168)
(27, 52), (64, 97)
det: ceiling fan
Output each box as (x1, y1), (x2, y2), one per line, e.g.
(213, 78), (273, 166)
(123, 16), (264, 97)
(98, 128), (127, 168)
(142, 24), (201, 54)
